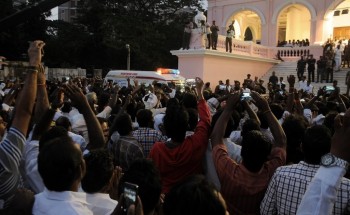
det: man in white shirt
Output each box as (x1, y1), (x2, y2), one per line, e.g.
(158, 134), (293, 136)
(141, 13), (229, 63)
(304, 80), (314, 94)
(298, 76), (307, 91)
(81, 149), (118, 215)
(33, 136), (93, 215)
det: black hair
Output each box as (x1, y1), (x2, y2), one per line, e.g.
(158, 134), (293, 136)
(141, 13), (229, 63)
(302, 125), (331, 164)
(211, 110), (234, 138)
(163, 175), (226, 215)
(82, 149), (114, 193)
(182, 93), (197, 109)
(39, 126), (69, 151)
(241, 130), (272, 172)
(55, 116), (72, 131)
(97, 92), (111, 113)
(270, 103), (284, 120)
(282, 114), (309, 164)
(164, 103), (188, 142)
(136, 109), (153, 128)
(111, 113), (133, 136)
(257, 111), (269, 129)
(61, 101), (72, 113)
(323, 112), (338, 135)
(241, 119), (260, 137)
(187, 108), (198, 132)
(119, 159), (161, 214)
(38, 136), (83, 191)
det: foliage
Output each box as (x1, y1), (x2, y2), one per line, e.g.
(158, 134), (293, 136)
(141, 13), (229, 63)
(1, 0), (202, 71)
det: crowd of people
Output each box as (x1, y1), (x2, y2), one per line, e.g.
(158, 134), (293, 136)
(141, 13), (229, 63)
(1, 40), (350, 215)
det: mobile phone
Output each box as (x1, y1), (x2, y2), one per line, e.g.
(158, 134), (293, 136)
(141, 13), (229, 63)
(123, 182), (139, 214)
(241, 92), (252, 101)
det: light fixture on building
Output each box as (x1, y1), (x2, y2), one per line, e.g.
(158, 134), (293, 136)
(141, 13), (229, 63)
(342, 9), (349, 14)
(334, 10), (340, 16)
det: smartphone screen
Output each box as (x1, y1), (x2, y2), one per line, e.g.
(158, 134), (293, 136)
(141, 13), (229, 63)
(123, 182), (139, 214)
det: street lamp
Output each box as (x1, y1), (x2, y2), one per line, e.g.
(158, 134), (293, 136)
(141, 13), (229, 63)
(126, 44), (130, 70)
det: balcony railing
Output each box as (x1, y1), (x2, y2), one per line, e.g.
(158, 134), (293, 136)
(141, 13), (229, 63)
(188, 29), (323, 61)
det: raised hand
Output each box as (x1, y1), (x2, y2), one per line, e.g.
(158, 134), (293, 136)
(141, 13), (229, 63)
(63, 84), (88, 112)
(28, 40), (45, 67)
(250, 91), (270, 111)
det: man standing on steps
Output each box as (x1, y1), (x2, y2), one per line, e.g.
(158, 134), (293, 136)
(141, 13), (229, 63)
(346, 70), (350, 96)
(297, 56), (307, 81)
(307, 55), (316, 82)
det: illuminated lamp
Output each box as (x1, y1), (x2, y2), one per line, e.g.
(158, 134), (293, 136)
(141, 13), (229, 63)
(334, 10), (340, 16)
(342, 9), (349, 14)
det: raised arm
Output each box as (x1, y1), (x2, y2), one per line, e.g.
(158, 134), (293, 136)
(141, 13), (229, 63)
(64, 84), (105, 150)
(12, 41), (44, 135)
(211, 93), (240, 147)
(32, 65), (50, 124)
(251, 92), (286, 149)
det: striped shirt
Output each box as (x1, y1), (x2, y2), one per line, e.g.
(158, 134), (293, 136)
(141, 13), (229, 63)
(213, 145), (286, 215)
(260, 161), (350, 215)
(132, 127), (166, 157)
(0, 127), (26, 210)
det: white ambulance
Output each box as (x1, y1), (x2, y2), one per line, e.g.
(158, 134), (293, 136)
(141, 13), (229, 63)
(104, 68), (186, 88)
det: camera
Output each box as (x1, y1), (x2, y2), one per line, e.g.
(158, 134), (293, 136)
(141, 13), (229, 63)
(241, 92), (252, 101)
(322, 86), (335, 95)
(123, 182), (139, 214)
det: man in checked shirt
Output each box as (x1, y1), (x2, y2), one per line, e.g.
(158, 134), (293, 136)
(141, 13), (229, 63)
(261, 125), (350, 215)
(132, 109), (167, 157)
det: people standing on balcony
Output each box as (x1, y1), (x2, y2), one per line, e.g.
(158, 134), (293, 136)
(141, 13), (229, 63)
(316, 55), (326, 83)
(210, 20), (219, 50)
(205, 22), (211, 49)
(307, 55), (316, 82)
(297, 56), (306, 81)
(181, 21), (193, 50)
(225, 24), (235, 53)
(334, 45), (342, 72)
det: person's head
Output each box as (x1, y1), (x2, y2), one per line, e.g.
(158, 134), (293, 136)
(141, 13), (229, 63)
(323, 112), (338, 135)
(81, 149), (114, 193)
(164, 102), (188, 142)
(302, 125), (331, 164)
(247, 74), (251, 78)
(187, 108), (198, 132)
(282, 114), (309, 164)
(136, 109), (154, 128)
(219, 80), (223, 85)
(55, 116), (72, 131)
(241, 130), (272, 172)
(241, 119), (260, 137)
(333, 80), (338, 87)
(212, 20), (216, 24)
(119, 159), (162, 215)
(211, 110), (234, 138)
(302, 76), (306, 81)
(205, 82), (210, 88)
(279, 77), (283, 81)
(309, 54), (313, 59)
(114, 113), (133, 136)
(38, 136), (85, 191)
(272, 71), (276, 76)
(307, 80), (311, 86)
(225, 79), (230, 85)
(163, 175), (227, 215)
(86, 92), (98, 105)
(182, 93), (197, 109)
(39, 126), (69, 151)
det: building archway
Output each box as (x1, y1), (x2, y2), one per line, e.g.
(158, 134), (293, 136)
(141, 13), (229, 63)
(244, 27), (253, 41)
(323, 0), (350, 42)
(276, 4), (311, 44)
(224, 10), (261, 42)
